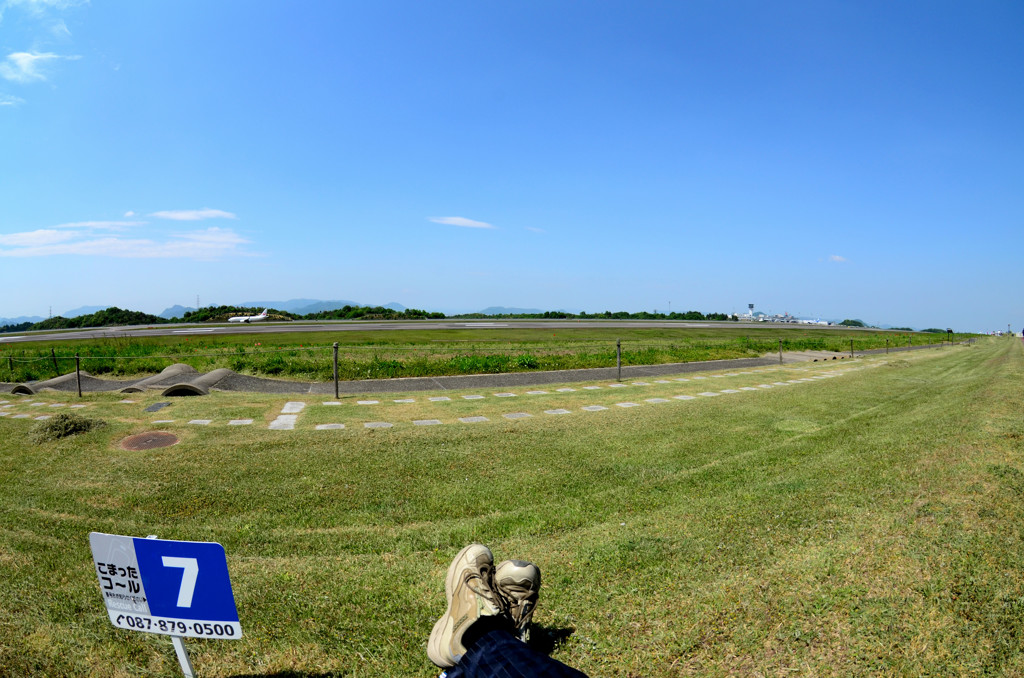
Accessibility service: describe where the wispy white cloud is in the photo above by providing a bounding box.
[0,228,78,247]
[123,210,136,218]
[50,18,70,37]
[150,208,238,221]
[525,226,545,234]
[53,220,146,230]
[0,93,25,106]
[428,216,496,229]
[0,221,251,259]
[2,0,86,13]
[0,51,77,83]
[829,254,847,262]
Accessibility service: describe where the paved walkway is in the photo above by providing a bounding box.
[1,345,934,396]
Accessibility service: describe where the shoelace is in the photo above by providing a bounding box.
[463,568,504,613]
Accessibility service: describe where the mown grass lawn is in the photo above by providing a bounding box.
[1,338,1022,676]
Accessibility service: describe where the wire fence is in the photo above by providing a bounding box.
[2,333,967,386]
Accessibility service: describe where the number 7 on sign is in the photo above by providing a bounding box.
[161,557,199,607]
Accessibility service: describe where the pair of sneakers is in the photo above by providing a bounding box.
[427,543,541,668]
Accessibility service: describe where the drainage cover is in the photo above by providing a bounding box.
[120,431,179,451]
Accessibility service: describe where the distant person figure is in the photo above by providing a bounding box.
[428,544,589,678]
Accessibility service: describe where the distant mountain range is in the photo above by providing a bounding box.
[476,306,545,315]
[236,299,406,315]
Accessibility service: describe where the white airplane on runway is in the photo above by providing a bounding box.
[228,309,269,323]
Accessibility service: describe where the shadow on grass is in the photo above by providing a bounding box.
[529,623,576,656]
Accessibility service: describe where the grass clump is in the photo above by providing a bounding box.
[28,411,105,443]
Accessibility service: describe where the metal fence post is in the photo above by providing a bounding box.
[76,354,81,397]
[778,339,783,364]
[850,339,854,358]
[51,348,59,377]
[333,342,339,399]
[616,339,621,381]
[886,339,889,354]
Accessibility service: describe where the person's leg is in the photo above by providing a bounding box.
[444,624,590,678]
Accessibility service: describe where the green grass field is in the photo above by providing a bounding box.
[2,338,1021,676]
[1,324,959,383]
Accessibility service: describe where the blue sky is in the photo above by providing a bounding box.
[1,1,1021,332]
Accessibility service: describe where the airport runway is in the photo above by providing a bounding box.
[0,319,874,345]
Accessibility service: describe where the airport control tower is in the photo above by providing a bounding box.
[748,303,754,318]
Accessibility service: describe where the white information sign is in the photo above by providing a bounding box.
[89,532,242,640]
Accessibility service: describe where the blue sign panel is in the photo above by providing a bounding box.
[90,532,242,639]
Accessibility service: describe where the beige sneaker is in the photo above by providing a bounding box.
[494,559,541,642]
[427,544,506,668]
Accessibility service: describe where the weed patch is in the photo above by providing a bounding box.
[27,412,105,443]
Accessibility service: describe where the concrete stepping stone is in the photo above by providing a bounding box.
[269,415,296,430]
[758,384,774,388]
[711,375,725,378]
[503,412,532,419]
[645,398,670,403]
[459,416,489,423]
[394,399,416,403]
[0,401,6,405]
[654,380,671,384]
[0,412,10,417]
[556,388,576,392]
[692,376,707,380]
[49,403,66,408]
[189,419,213,425]
[144,402,171,413]
[322,401,341,406]
[698,392,721,397]
[11,414,30,419]
[725,373,740,377]
[228,419,253,426]
[364,422,393,429]
[119,400,137,404]
[617,402,640,408]
[357,400,380,405]
[673,395,696,400]
[70,404,86,408]
[609,383,627,388]
[30,402,46,407]
[414,419,442,426]
[545,409,571,415]
[632,382,650,386]
[582,405,607,411]
[34,415,52,420]
[583,386,602,390]
[773,382,791,386]
[315,424,345,430]
[721,389,740,394]
[462,395,484,400]
[674,378,690,382]
[494,393,517,397]
[740,387,759,391]
[429,397,451,402]
[526,390,548,395]
[281,402,306,413]
[153,419,175,423]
